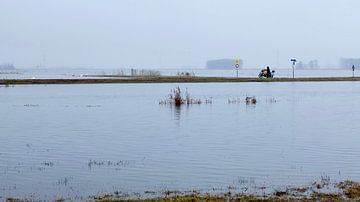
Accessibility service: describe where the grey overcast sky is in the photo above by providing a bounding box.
[0,0,359,68]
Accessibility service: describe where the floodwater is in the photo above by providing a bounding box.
[1,82,360,200]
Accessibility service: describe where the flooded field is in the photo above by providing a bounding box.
[1,82,360,200]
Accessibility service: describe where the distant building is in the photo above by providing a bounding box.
[206,59,243,70]
[0,63,15,70]
[339,58,360,69]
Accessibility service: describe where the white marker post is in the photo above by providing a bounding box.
[291,59,297,79]
[235,59,240,78]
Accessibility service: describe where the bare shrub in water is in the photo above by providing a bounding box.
[246,96,257,104]
[159,87,212,106]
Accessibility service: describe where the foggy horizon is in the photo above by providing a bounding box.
[1,0,360,69]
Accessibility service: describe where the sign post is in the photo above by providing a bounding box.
[291,59,297,79]
[235,59,240,78]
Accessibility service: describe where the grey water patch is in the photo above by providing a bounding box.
[2,82,360,200]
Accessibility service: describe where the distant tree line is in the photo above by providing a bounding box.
[296,60,319,69]
[0,63,15,70]
[339,58,360,69]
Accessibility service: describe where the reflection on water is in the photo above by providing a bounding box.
[174,105,182,121]
[1,82,360,200]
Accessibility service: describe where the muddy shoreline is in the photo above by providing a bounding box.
[5,180,360,201]
[91,180,360,201]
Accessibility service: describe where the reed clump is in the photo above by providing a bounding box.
[159,87,212,106]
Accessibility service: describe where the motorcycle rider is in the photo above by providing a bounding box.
[266,66,272,78]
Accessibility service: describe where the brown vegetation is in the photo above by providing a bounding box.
[159,87,212,106]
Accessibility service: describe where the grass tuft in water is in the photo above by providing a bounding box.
[159,87,212,106]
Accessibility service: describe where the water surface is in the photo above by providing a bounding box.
[1,82,360,200]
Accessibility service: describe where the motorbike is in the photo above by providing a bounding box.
[258,69,275,78]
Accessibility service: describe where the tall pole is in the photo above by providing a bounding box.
[291,59,297,79]
[235,59,240,78]
[292,64,294,78]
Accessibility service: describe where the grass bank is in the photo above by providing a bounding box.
[92,180,360,202]
[5,180,360,201]
[1,76,360,85]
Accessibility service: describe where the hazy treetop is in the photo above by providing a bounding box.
[0,0,359,68]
